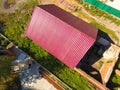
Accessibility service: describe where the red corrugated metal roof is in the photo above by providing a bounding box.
[25,4,98,69]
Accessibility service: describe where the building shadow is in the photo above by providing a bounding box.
[98,29,115,44]
[77,29,115,83]
[106,56,120,89]
[6,75,21,90]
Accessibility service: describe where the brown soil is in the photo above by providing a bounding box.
[4,0,15,9]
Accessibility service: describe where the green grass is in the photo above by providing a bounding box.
[98,61,103,69]
[107,60,113,63]
[118,63,120,69]
[108,74,120,90]
[19,0,39,11]
[91,21,118,42]
[0,56,21,90]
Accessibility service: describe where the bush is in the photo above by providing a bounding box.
[77,0,83,4]
[112,74,120,85]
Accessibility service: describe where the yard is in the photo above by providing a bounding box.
[0,0,120,90]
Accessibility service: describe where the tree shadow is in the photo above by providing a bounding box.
[78,62,103,83]
[36,53,66,73]
[77,29,115,83]
[19,61,41,90]
[0,21,6,33]
[6,75,21,90]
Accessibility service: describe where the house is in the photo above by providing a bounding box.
[25,4,98,69]
[25,4,120,89]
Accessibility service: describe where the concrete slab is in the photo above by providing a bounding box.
[20,62,57,90]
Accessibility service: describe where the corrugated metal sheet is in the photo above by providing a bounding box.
[25,5,98,69]
[39,5,98,39]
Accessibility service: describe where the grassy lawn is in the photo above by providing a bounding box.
[0,56,21,90]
